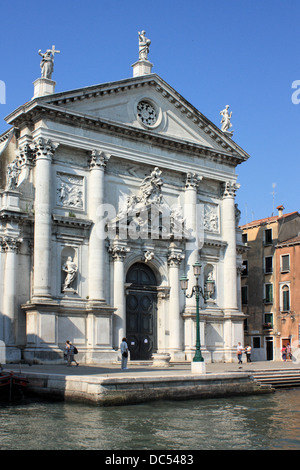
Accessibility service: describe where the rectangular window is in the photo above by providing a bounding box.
[241,286,248,304]
[265,283,273,303]
[283,288,290,311]
[281,254,290,273]
[264,229,272,244]
[242,260,248,276]
[264,313,273,326]
[242,233,248,244]
[253,337,261,348]
[265,256,273,274]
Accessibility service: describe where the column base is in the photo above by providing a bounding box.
[152,353,171,367]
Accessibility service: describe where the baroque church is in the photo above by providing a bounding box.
[0,33,249,364]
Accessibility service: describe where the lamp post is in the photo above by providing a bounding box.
[180,261,206,373]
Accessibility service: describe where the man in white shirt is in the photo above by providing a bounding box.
[237,342,243,364]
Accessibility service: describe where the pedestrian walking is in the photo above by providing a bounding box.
[286,344,291,360]
[65,340,79,367]
[120,337,129,370]
[281,345,287,362]
[237,342,243,364]
[245,345,252,363]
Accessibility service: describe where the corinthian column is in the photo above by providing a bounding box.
[88,149,110,301]
[168,243,185,359]
[32,138,57,299]
[222,181,240,311]
[1,236,22,358]
[184,172,203,310]
[109,240,130,349]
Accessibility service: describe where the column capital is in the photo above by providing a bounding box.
[0,236,22,253]
[16,143,36,168]
[168,245,185,267]
[32,137,58,161]
[88,149,110,170]
[185,172,203,190]
[108,241,130,261]
[222,181,240,198]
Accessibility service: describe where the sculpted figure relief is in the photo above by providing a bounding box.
[138,167,163,205]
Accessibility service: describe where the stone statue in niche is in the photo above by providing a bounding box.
[62,256,78,291]
[235,203,241,227]
[138,31,151,60]
[204,269,216,302]
[6,160,20,190]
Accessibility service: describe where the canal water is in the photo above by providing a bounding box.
[1,389,300,450]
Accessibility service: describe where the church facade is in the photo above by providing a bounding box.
[0,36,249,364]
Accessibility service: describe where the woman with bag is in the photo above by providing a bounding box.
[120,338,129,370]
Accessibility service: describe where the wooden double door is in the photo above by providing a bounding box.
[126,263,157,360]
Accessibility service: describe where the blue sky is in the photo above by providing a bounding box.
[1,0,299,225]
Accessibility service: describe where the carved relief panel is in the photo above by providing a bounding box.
[203,203,219,233]
[56,172,84,210]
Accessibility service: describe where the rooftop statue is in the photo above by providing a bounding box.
[220,105,233,133]
[138,31,151,61]
[38,45,60,80]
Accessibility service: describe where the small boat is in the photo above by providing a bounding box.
[0,371,29,400]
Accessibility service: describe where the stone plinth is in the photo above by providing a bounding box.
[32,78,56,99]
[191,361,206,374]
[132,59,153,77]
[152,353,171,367]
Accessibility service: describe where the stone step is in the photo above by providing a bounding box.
[253,370,300,388]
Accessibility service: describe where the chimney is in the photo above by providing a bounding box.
[277,205,284,217]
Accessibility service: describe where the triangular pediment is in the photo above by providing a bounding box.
[34,74,248,160]
[4,74,249,164]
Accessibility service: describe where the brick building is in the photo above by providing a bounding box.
[241,206,300,361]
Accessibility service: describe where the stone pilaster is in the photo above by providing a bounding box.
[87,149,110,302]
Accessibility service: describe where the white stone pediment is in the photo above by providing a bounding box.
[39,75,247,158]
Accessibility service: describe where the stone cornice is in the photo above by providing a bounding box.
[8,102,246,167]
[52,214,92,229]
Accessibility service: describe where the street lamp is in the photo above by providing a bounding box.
[180,262,206,373]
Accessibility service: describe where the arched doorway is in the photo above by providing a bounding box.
[126,262,157,360]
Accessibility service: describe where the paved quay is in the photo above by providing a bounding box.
[3,360,299,405]
[4,359,300,377]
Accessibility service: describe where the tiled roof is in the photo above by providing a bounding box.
[277,234,300,247]
[240,212,299,229]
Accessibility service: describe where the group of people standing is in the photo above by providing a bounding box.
[281,344,292,362]
[236,342,252,364]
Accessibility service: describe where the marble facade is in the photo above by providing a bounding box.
[0,41,249,364]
